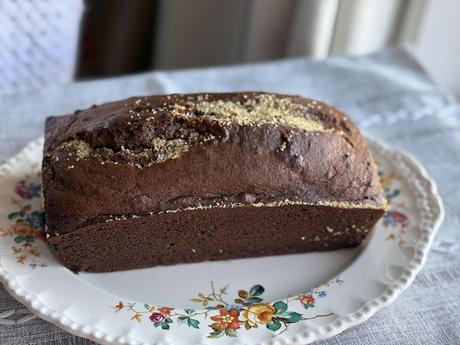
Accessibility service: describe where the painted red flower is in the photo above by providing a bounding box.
[115,302,124,310]
[149,312,165,323]
[210,308,240,330]
[33,229,46,241]
[391,211,408,224]
[15,182,29,199]
[300,294,315,305]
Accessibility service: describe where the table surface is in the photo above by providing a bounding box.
[1,47,459,345]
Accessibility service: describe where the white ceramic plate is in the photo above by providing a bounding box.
[0,137,443,345]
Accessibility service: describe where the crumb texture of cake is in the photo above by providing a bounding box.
[42,92,386,272]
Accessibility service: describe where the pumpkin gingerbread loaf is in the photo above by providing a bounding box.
[42,92,386,272]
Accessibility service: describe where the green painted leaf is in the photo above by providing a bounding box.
[161,322,170,330]
[283,312,302,324]
[153,322,161,328]
[273,301,288,314]
[207,331,223,339]
[225,328,238,337]
[205,306,219,310]
[164,317,173,324]
[144,304,150,309]
[24,236,34,243]
[177,316,188,321]
[8,212,23,220]
[249,285,265,297]
[14,236,25,244]
[184,308,195,315]
[211,324,222,332]
[243,297,263,305]
[266,319,282,331]
[187,318,200,329]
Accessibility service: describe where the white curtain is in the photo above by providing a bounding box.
[0,0,83,94]
[153,0,426,69]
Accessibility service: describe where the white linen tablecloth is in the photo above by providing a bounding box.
[0,47,459,344]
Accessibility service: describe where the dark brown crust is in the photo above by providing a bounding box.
[42,92,385,272]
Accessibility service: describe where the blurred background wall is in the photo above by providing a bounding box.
[1,0,459,98]
[78,0,424,74]
[77,0,460,98]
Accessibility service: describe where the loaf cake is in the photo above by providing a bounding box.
[42,92,386,272]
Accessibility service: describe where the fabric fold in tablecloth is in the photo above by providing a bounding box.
[1,46,459,345]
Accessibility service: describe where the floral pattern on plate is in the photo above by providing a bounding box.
[0,138,443,345]
[0,177,46,268]
[0,166,411,339]
[112,280,341,338]
[379,170,410,245]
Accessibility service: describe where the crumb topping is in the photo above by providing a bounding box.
[55,94,348,166]
[158,198,387,214]
[58,140,91,160]
[278,142,287,152]
[317,199,388,211]
[101,197,386,224]
[57,132,217,168]
[193,94,330,132]
[152,138,190,163]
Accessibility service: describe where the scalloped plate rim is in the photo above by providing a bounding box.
[0,136,444,345]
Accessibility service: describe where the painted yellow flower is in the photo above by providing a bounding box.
[379,172,396,190]
[240,304,276,326]
[11,223,34,236]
